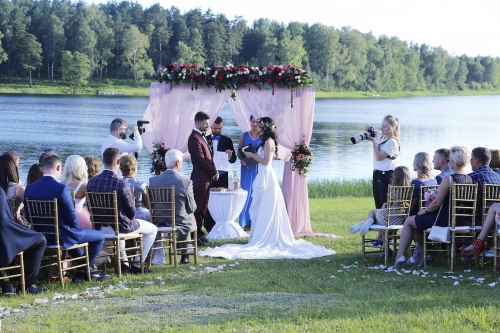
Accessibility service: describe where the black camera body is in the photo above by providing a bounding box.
[351,126,376,144]
[129,120,150,140]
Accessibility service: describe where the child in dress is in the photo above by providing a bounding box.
[348,165,411,237]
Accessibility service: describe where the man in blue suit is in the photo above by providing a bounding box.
[24,154,110,282]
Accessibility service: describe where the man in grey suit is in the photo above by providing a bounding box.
[149,149,197,264]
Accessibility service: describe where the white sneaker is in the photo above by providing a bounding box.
[359,218,374,237]
[348,221,365,234]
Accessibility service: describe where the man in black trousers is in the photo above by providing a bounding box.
[0,188,47,295]
[204,116,237,232]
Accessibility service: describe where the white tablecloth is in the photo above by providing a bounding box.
[206,190,249,240]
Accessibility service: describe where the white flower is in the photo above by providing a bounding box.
[182,69,186,73]
[226,74,230,78]
[178,73,182,77]
[278,73,282,76]
[259,71,262,76]
[297,79,301,83]
[182,75,185,79]
[212,74,216,78]
[295,76,300,80]
[163,68,167,73]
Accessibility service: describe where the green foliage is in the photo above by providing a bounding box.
[60,50,91,93]
[308,178,373,198]
[0,0,499,94]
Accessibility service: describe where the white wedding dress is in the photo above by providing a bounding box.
[199,147,335,260]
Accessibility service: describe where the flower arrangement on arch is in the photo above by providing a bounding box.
[150,141,169,175]
[153,63,313,93]
[290,142,313,176]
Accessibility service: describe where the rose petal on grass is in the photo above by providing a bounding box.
[453,281,459,286]
[488,282,497,287]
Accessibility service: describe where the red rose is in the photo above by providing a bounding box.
[290,66,295,71]
[198,76,205,82]
[183,64,190,69]
[217,73,225,80]
[267,65,273,71]
[277,76,283,81]
[200,67,205,71]
[191,64,197,68]
[289,75,295,81]
[239,77,245,83]
[291,152,296,157]
[167,64,174,70]
[157,148,167,157]
[299,146,306,153]
[266,78,272,84]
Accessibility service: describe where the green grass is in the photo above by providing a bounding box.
[315,90,500,99]
[308,178,372,198]
[1,197,499,332]
[1,77,500,99]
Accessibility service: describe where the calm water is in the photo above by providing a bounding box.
[1,94,499,183]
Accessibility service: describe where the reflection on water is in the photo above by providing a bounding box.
[1,94,499,183]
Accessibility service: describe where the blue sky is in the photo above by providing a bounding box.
[90,0,500,57]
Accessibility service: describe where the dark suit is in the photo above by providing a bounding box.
[149,170,197,253]
[188,129,217,237]
[0,188,46,287]
[204,134,237,232]
[24,176,105,269]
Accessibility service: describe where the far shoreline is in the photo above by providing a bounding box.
[0,82,499,99]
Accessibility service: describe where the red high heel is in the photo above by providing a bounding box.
[460,238,485,255]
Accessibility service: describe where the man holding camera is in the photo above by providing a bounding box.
[101,118,143,177]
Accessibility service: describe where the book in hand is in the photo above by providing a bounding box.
[240,144,258,169]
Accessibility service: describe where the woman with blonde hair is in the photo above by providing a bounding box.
[61,155,92,229]
[365,115,401,209]
[394,146,474,268]
[410,152,437,215]
[120,155,150,221]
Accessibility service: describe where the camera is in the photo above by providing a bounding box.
[129,120,150,140]
[351,126,376,144]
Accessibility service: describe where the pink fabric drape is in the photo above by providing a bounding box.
[142,82,230,153]
[229,87,315,236]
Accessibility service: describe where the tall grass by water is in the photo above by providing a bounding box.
[308,178,372,198]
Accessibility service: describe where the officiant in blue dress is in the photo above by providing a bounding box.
[237,115,262,231]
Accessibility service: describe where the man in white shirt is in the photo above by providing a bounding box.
[101,118,143,158]
[101,118,143,177]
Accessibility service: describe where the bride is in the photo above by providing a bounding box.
[199,117,335,260]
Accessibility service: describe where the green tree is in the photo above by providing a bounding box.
[121,25,153,87]
[278,29,307,67]
[0,31,7,64]
[18,33,42,88]
[144,4,172,68]
[88,5,114,83]
[61,50,91,93]
[173,41,195,64]
[304,23,339,78]
[186,28,205,65]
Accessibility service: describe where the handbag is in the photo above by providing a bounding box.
[428,176,452,243]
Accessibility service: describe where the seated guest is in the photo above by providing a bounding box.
[120,155,150,221]
[87,148,157,274]
[85,156,102,179]
[0,155,29,227]
[469,147,500,226]
[38,151,57,164]
[433,148,453,184]
[394,146,474,268]
[1,151,20,167]
[149,149,197,264]
[410,152,437,216]
[26,163,43,185]
[61,155,92,229]
[489,149,500,175]
[24,154,109,282]
[460,202,500,257]
[0,188,47,295]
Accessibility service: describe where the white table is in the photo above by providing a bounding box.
[206,190,249,240]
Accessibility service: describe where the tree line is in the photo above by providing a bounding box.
[0,0,499,92]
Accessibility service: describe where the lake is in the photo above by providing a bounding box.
[0,93,499,183]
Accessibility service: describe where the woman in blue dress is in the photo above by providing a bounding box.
[237,115,262,231]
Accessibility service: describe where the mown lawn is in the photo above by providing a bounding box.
[1,197,499,332]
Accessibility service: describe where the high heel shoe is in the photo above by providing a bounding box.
[460,238,485,255]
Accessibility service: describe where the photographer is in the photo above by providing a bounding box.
[365,115,400,209]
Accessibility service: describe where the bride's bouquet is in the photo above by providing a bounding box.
[290,142,313,176]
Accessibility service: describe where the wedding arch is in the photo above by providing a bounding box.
[141,64,321,237]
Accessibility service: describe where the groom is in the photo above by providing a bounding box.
[188,111,218,245]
